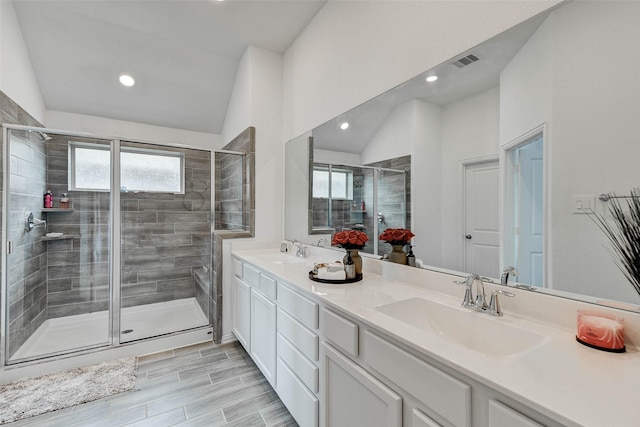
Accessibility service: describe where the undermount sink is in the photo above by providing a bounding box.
[375,297,549,357]
[258,253,313,267]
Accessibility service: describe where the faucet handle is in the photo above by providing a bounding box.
[488,289,515,316]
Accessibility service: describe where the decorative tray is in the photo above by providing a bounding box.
[308,271,363,284]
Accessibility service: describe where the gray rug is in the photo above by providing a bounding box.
[0,357,137,424]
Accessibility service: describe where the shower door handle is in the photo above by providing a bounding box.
[7,240,13,255]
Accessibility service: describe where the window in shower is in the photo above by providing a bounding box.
[312,166,353,199]
[69,142,185,193]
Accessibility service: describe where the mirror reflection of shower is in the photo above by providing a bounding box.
[28,129,52,141]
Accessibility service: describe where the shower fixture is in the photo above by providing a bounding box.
[28,129,52,142]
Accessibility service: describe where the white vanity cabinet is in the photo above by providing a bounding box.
[232,260,277,387]
[231,254,566,427]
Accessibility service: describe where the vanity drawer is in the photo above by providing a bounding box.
[277,333,319,393]
[278,308,319,362]
[364,331,471,427]
[277,357,319,427]
[233,258,243,278]
[320,307,358,357]
[277,283,319,330]
[260,273,277,301]
[243,263,260,288]
[489,400,543,427]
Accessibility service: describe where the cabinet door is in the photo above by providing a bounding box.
[320,342,402,427]
[233,277,251,351]
[250,289,277,387]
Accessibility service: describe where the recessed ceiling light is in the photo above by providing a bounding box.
[426,75,438,83]
[340,122,349,130]
[119,73,135,87]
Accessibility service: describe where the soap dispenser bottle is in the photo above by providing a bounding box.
[44,189,53,208]
[407,245,416,267]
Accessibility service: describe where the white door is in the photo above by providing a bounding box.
[513,137,543,286]
[464,160,500,278]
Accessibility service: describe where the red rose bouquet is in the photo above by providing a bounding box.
[332,230,369,249]
[379,228,415,245]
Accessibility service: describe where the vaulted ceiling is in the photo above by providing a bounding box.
[13,0,326,134]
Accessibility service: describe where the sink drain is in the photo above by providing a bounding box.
[121,329,134,334]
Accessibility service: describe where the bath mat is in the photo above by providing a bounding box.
[0,357,137,424]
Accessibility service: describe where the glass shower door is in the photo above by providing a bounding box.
[3,127,112,363]
[119,141,211,343]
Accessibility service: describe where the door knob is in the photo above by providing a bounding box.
[465,234,472,239]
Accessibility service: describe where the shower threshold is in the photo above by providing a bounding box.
[10,298,208,361]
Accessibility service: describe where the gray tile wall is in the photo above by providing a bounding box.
[212,127,255,343]
[215,152,244,230]
[45,135,112,318]
[0,91,46,359]
[120,142,211,310]
[6,130,48,358]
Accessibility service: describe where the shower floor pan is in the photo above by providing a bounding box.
[11,298,208,361]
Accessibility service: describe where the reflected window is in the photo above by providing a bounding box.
[312,167,353,199]
[69,142,185,193]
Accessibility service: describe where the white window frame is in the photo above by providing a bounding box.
[68,141,186,194]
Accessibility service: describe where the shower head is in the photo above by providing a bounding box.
[28,129,52,142]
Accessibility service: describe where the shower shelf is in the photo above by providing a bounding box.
[42,208,75,213]
[41,234,79,241]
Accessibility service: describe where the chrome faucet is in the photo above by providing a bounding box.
[455,273,514,316]
[501,266,519,286]
[293,241,308,258]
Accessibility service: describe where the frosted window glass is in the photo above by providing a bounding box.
[71,143,184,193]
[121,151,182,193]
[313,170,329,198]
[75,146,111,190]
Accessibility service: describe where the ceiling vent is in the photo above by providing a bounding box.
[452,54,480,68]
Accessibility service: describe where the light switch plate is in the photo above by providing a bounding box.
[572,195,595,214]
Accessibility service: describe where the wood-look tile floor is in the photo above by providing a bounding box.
[8,341,298,427]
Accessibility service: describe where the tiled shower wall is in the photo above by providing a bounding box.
[44,139,212,318]
[120,143,211,312]
[1,91,46,359]
[45,136,112,318]
[212,127,255,343]
[215,152,243,230]
[7,131,48,358]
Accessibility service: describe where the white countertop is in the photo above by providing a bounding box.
[233,248,640,427]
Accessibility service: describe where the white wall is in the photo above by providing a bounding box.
[313,149,360,166]
[500,1,640,303]
[360,100,414,166]
[0,0,45,122]
[411,100,442,266]
[440,86,500,272]
[282,0,560,141]
[221,45,284,242]
[46,110,221,150]
[220,45,284,339]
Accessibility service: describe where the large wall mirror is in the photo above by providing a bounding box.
[285,1,640,311]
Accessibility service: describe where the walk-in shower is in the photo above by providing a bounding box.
[1,125,242,366]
